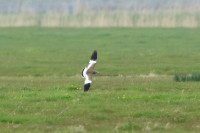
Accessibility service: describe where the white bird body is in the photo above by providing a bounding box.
[82,60,97,84]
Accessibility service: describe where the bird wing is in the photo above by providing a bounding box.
[84,50,97,91]
[86,62,96,80]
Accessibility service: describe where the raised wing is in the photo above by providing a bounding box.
[86,50,97,80]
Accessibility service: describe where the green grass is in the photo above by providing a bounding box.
[0,27,200,76]
[0,28,200,133]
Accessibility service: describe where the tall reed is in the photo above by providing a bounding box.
[0,0,200,27]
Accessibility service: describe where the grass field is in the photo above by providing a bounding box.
[0,28,200,133]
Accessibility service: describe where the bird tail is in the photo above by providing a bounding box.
[90,50,97,61]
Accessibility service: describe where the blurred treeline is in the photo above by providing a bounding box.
[0,0,200,27]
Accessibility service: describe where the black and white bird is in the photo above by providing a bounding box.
[81,50,98,92]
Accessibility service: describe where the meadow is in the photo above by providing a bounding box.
[0,28,200,133]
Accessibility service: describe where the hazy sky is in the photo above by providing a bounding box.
[0,0,200,13]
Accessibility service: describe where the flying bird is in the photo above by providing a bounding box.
[81,50,98,92]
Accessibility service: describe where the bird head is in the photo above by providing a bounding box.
[81,68,85,77]
[93,71,99,74]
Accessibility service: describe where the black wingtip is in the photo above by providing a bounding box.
[84,83,91,92]
[90,50,97,61]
